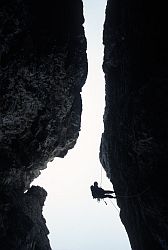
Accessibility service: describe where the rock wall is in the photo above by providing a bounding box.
[0,0,87,249]
[100,1,168,249]
[0,186,50,250]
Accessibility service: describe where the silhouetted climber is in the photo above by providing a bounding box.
[90,181,116,200]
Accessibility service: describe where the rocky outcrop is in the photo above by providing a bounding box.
[100,1,168,249]
[0,0,87,249]
[0,186,50,250]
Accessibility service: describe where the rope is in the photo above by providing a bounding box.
[109,199,120,213]
[99,164,150,201]
[100,164,103,187]
[116,186,151,199]
[99,198,119,213]
[107,186,150,213]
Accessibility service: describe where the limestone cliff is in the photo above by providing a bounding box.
[0,0,87,249]
[100,1,168,249]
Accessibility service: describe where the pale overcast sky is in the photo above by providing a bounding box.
[33,1,131,249]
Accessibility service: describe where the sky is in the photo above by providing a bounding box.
[33,1,131,249]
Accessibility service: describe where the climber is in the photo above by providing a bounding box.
[90,181,116,199]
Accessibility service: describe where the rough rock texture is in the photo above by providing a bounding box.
[100,1,168,249]
[0,186,50,250]
[0,0,87,249]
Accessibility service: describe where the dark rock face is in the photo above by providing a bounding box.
[0,0,87,249]
[0,0,87,190]
[0,186,50,250]
[100,1,168,249]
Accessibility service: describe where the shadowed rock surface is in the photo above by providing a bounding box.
[100,1,168,249]
[0,0,87,249]
[0,186,50,250]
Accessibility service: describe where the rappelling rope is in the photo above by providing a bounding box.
[100,163,103,188]
[99,198,120,213]
[100,164,151,198]
[115,185,151,199]
[100,197,120,213]
[109,199,120,213]
[107,186,150,213]
[100,186,150,215]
